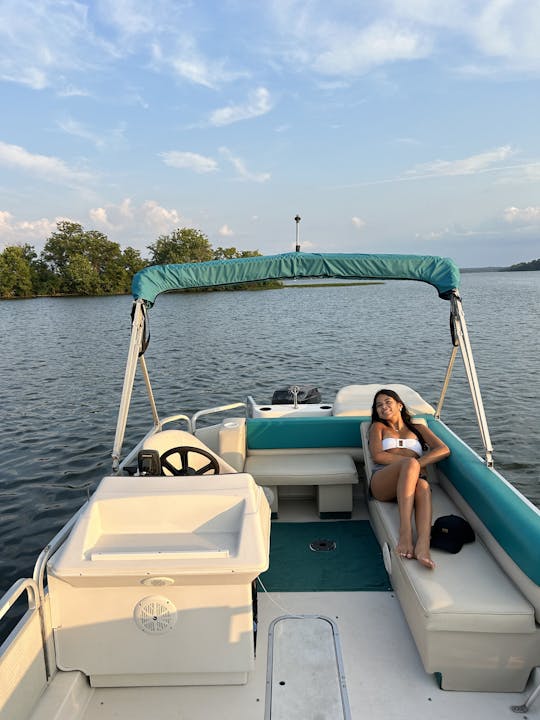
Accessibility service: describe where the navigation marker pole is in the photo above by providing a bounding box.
[294,215,301,252]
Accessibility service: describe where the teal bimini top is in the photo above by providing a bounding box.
[131,252,461,307]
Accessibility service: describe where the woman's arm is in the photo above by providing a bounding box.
[415,424,450,468]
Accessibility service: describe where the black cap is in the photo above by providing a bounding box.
[430,515,475,554]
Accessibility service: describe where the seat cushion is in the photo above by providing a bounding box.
[244,453,358,486]
[371,485,535,634]
[334,384,435,417]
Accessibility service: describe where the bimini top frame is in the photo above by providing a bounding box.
[112,252,493,470]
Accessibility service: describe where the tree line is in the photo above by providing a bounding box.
[507,258,540,271]
[0,221,270,299]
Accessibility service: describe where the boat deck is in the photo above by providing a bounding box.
[29,498,538,720]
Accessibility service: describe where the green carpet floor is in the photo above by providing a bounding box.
[260,520,392,592]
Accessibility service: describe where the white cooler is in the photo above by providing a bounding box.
[47,473,270,687]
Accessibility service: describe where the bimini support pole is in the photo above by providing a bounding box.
[435,345,459,419]
[112,300,149,472]
[450,293,494,467]
[139,353,159,427]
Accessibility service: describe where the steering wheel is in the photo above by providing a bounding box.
[159,446,220,476]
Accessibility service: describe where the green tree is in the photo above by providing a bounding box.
[213,247,261,260]
[41,221,87,275]
[41,221,141,295]
[0,245,34,297]
[122,246,147,277]
[63,254,101,295]
[507,258,540,271]
[148,228,214,265]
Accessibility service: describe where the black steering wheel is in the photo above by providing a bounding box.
[159,446,220,476]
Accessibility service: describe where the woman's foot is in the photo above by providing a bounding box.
[415,540,435,569]
[397,532,414,559]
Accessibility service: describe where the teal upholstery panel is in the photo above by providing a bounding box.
[246,416,369,450]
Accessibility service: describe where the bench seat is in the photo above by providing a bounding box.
[244,453,358,518]
[360,422,538,692]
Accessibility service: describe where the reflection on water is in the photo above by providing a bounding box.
[0,272,539,594]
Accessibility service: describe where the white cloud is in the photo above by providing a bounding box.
[97,0,158,38]
[89,198,134,228]
[209,87,273,126]
[151,36,245,89]
[352,216,366,230]
[503,206,540,224]
[58,118,105,148]
[269,3,431,76]
[269,1,540,77]
[160,150,218,174]
[219,147,270,183]
[170,47,245,89]
[0,0,111,91]
[0,140,94,186]
[470,0,540,72]
[406,146,516,178]
[0,210,62,247]
[89,198,182,236]
[314,21,430,75]
[218,224,234,237]
[57,84,92,98]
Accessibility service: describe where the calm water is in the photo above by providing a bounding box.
[0,272,539,597]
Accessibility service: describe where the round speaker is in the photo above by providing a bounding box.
[133,595,177,634]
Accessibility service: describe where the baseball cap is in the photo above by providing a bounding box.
[430,514,475,554]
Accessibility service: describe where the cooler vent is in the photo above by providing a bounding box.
[134,595,177,634]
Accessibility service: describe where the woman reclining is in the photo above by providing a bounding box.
[369,389,450,569]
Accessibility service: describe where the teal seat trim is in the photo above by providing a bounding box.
[246,416,369,450]
[428,418,540,586]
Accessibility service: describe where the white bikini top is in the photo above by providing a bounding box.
[382,437,423,456]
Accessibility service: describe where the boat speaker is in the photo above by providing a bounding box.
[133,595,177,634]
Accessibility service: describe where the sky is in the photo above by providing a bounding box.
[1,0,540,267]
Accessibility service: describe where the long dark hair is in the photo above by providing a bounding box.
[371,389,427,449]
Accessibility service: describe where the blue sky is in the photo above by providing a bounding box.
[1,0,539,266]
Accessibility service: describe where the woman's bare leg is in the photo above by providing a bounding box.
[413,479,435,569]
[371,458,421,559]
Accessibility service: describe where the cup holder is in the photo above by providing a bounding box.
[259,406,272,411]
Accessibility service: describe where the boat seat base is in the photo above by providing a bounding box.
[244,453,358,518]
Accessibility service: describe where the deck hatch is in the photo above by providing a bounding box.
[265,615,351,719]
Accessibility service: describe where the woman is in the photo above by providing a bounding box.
[369,389,450,569]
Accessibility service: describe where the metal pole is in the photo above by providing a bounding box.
[450,295,494,466]
[294,215,301,252]
[111,300,146,471]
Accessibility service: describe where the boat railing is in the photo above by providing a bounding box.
[192,402,247,431]
[31,503,88,680]
[0,577,47,715]
[0,577,40,634]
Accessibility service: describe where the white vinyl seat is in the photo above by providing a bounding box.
[360,420,537,692]
[142,429,238,475]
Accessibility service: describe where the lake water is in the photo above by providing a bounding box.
[0,271,539,597]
